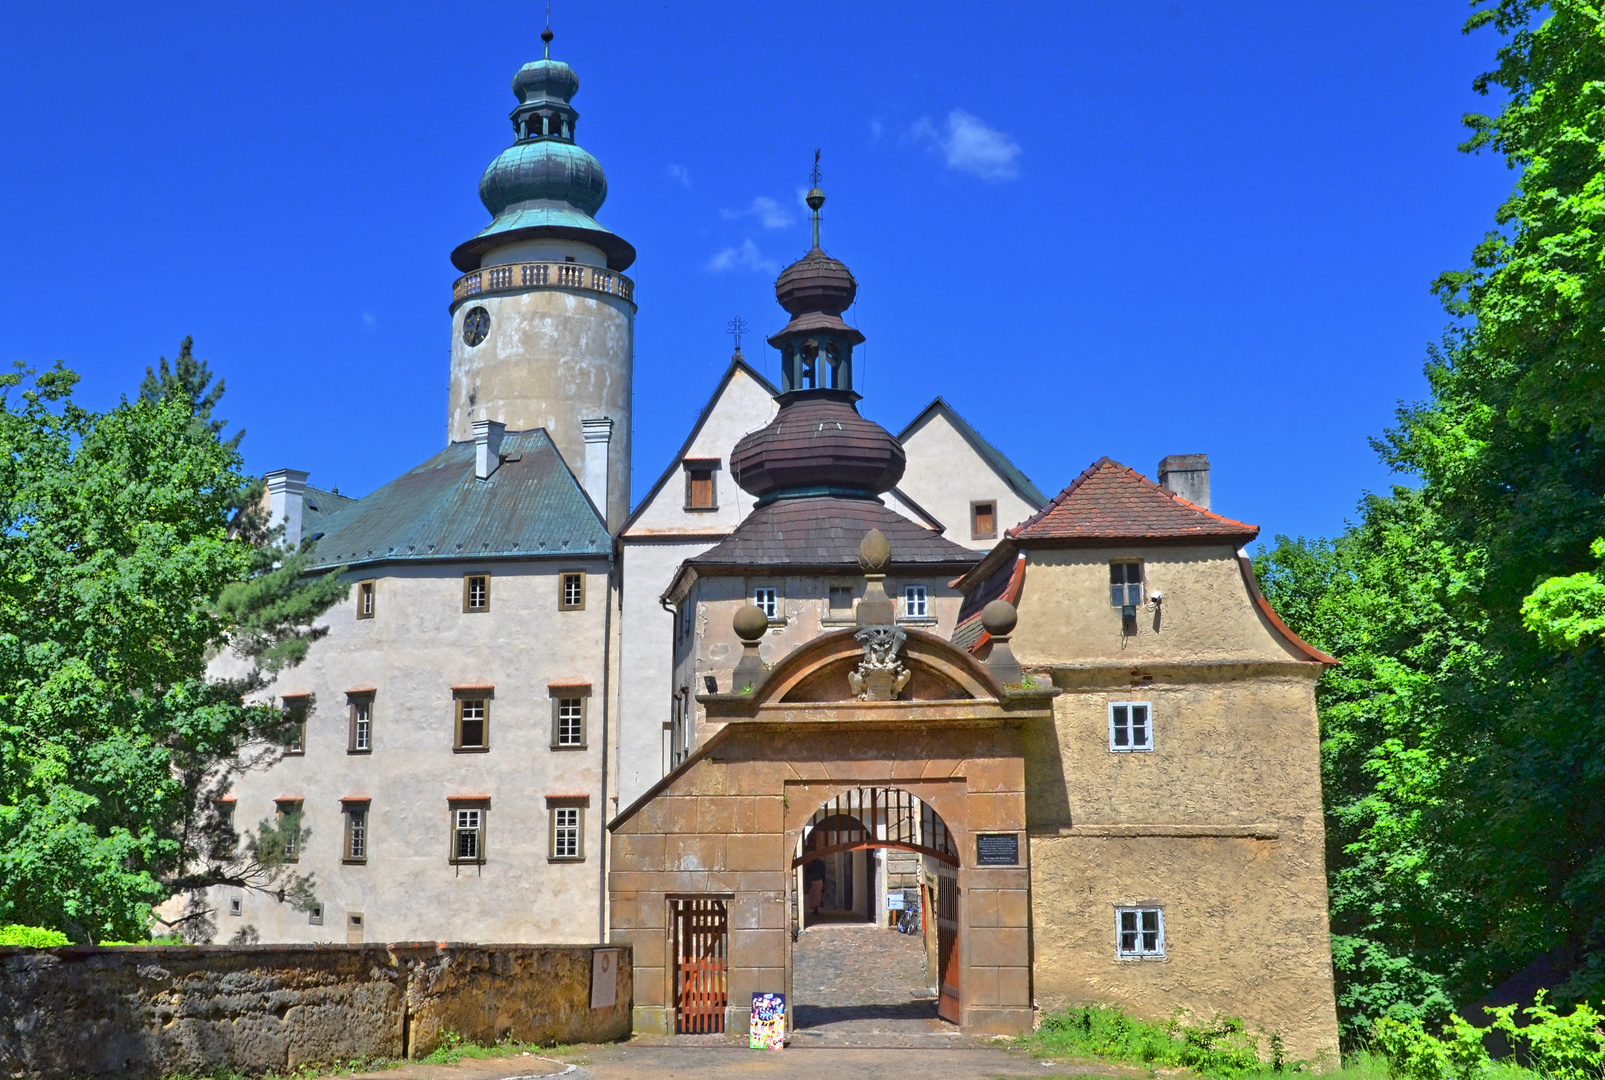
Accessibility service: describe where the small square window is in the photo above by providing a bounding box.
[548,801,585,861]
[281,696,308,755]
[828,585,854,614]
[463,574,490,613]
[684,460,719,510]
[308,902,324,926]
[972,501,997,540]
[903,585,929,619]
[1110,702,1153,752]
[753,587,778,620]
[228,897,243,917]
[348,696,373,753]
[344,804,368,862]
[560,571,585,611]
[1117,907,1164,957]
[356,580,375,619]
[450,805,485,864]
[275,799,303,862]
[1110,561,1144,608]
[455,697,489,751]
[347,911,364,944]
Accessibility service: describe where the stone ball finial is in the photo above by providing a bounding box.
[982,599,1018,638]
[858,529,891,573]
[733,603,769,643]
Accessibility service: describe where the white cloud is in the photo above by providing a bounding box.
[721,196,793,230]
[908,110,1021,181]
[706,239,779,275]
[870,118,884,142]
[666,163,692,188]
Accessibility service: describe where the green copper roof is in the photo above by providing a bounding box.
[451,46,635,273]
[304,430,609,571]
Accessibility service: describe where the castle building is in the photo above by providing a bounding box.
[213,37,1338,1058]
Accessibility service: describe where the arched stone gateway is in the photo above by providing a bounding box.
[607,610,1055,1036]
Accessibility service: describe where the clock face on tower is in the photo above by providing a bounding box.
[462,307,490,347]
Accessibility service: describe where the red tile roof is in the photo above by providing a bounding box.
[1008,457,1258,545]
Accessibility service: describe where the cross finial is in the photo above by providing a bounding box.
[727,316,749,358]
[542,1,553,57]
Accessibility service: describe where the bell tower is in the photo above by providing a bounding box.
[446,29,635,530]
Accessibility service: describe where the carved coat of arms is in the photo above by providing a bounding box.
[848,624,911,701]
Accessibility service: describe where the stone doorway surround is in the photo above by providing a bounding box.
[607,625,1056,1036]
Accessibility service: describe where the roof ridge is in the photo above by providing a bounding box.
[899,396,1048,509]
[1008,457,1257,544]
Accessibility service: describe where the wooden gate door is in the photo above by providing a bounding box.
[936,865,961,1024]
[672,898,728,1034]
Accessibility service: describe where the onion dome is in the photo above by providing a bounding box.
[451,32,635,273]
[730,388,906,502]
[776,248,857,317]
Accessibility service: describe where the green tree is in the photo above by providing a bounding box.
[1258,0,1605,1039]
[0,344,346,942]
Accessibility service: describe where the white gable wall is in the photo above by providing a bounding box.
[897,408,1044,549]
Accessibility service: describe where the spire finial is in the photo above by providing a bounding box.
[805,149,826,250]
[542,1,553,57]
[727,315,748,360]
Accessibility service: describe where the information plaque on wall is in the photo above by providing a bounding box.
[976,832,1020,866]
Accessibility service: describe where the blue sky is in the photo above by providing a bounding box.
[1,1,1513,544]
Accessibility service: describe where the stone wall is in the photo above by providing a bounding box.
[0,942,631,1080]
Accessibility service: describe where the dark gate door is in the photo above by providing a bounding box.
[936,865,961,1023]
[672,898,728,1034]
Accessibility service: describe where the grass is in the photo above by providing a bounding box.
[419,1031,582,1065]
[1022,1004,1297,1080]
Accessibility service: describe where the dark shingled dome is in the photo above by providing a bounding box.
[775,247,857,317]
[729,389,905,499]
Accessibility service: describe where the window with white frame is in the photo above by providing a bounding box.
[451,806,484,863]
[1117,907,1164,957]
[556,698,584,747]
[1110,561,1144,607]
[1109,702,1152,751]
[551,806,581,860]
[343,804,368,862]
[904,584,929,618]
[348,696,372,753]
[753,587,778,620]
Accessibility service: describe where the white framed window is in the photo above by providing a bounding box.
[357,580,375,619]
[1117,907,1164,957]
[1110,561,1144,607]
[343,804,368,862]
[559,571,585,611]
[1109,702,1152,751]
[228,897,242,917]
[753,587,778,620]
[452,806,484,863]
[557,698,584,746]
[551,806,581,860]
[348,696,372,753]
[904,585,929,618]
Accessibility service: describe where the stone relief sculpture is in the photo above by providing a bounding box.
[849,624,911,701]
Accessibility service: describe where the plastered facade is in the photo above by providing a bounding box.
[448,279,635,529]
[210,559,611,946]
[897,406,1044,546]
[1002,543,1339,1060]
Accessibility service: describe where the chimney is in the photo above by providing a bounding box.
[581,417,613,518]
[264,468,311,548]
[473,419,506,480]
[1158,454,1210,510]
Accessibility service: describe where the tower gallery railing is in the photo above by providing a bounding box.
[452,261,635,305]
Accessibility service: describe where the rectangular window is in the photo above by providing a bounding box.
[450,805,485,864]
[560,571,585,611]
[281,696,308,755]
[972,501,997,540]
[308,902,324,926]
[1117,907,1164,957]
[903,584,929,618]
[228,897,243,917]
[1109,702,1153,751]
[455,697,489,751]
[684,460,719,510]
[1110,561,1144,608]
[275,799,303,863]
[546,797,588,861]
[828,585,854,615]
[348,696,373,753]
[343,804,368,863]
[463,573,490,613]
[356,580,375,619]
[753,587,778,620]
[557,699,584,746]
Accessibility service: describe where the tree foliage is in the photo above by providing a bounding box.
[1256,0,1605,1041]
[0,342,345,942]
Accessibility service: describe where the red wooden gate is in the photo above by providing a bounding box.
[936,865,961,1024]
[672,898,728,1034]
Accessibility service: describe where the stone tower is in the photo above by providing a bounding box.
[447,30,635,530]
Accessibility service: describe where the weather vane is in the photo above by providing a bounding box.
[542,0,553,56]
[727,316,749,355]
[806,150,826,248]
[810,149,822,189]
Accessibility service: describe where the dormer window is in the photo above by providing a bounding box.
[684,460,719,510]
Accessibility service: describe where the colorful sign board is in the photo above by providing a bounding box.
[750,992,785,1049]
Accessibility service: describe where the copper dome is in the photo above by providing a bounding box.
[730,389,905,500]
